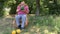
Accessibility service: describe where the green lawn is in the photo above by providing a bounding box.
[0,15,60,34]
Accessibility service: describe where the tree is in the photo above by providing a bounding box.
[36,0,40,16]
[0,1,4,16]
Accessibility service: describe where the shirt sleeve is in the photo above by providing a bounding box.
[16,6,20,12]
[25,6,29,12]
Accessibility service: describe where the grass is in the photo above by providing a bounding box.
[0,15,60,34]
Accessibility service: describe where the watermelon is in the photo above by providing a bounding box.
[21,6,24,10]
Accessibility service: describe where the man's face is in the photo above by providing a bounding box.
[20,1,25,6]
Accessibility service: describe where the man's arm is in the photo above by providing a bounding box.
[16,6,20,12]
[23,6,29,14]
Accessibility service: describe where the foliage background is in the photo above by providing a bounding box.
[0,0,60,16]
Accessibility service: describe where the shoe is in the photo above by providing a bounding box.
[18,25,21,29]
[20,27,25,30]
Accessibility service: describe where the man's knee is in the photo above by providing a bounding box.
[22,15,26,20]
[15,15,20,19]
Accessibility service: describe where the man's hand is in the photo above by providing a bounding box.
[16,9,20,12]
[21,10,25,11]
[16,10,18,12]
[22,10,29,14]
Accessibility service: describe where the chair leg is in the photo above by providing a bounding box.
[13,20,18,29]
[25,16,28,27]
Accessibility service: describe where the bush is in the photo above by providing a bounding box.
[0,11,4,17]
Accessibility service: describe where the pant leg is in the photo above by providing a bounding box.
[21,15,26,28]
[15,15,21,26]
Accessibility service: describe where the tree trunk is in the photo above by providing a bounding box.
[0,1,4,16]
[36,0,40,16]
